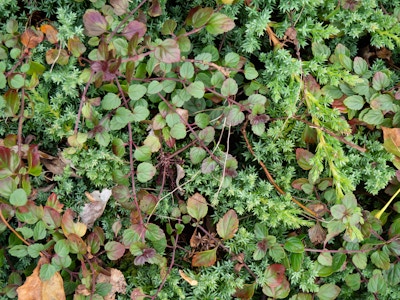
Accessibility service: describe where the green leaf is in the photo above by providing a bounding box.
[216,209,238,240]
[162,80,176,93]
[195,113,210,129]
[352,252,367,269]
[312,43,331,60]
[361,109,384,125]
[370,94,395,111]
[95,282,112,297]
[155,39,181,63]
[318,252,333,266]
[338,53,352,71]
[147,81,163,94]
[95,131,110,147]
[371,251,390,270]
[224,52,240,68]
[105,241,125,260]
[143,135,161,152]
[10,189,27,207]
[55,239,69,257]
[83,9,108,37]
[110,107,135,130]
[187,193,208,221]
[27,243,44,258]
[221,78,238,97]
[136,162,156,183]
[353,57,368,75]
[316,284,341,300]
[201,157,217,174]
[9,245,28,258]
[284,237,304,253]
[186,81,205,99]
[180,62,194,79]
[132,106,150,122]
[244,65,258,80]
[192,248,217,267]
[368,271,386,294]
[33,221,46,241]
[205,13,235,35]
[10,74,24,89]
[190,147,206,164]
[384,263,400,286]
[134,146,152,161]
[372,72,390,90]
[332,253,346,271]
[330,204,346,219]
[198,126,215,144]
[192,7,213,28]
[345,273,361,291]
[170,123,186,139]
[129,84,147,100]
[39,264,57,281]
[161,19,177,35]
[102,93,121,110]
[343,95,364,110]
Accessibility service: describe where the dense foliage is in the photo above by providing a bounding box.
[1,0,400,299]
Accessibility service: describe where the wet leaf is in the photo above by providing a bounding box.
[216,209,239,240]
[192,247,217,267]
[83,10,108,37]
[187,193,208,221]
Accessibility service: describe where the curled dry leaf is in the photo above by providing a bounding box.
[175,164,185,194]
[40,24,59,44]
[179,269,198,286]
[96,268,127,300]
[16,257,66,300]
[80,188,112,227]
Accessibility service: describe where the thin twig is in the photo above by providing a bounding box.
[241,120,319,218]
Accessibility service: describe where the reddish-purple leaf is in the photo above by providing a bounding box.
[296,148,314,170]
[67,233,87,255]
[43,206,61,228]
[216,209,239,240]
[291,178,309,190]
[148,0,162,17]
[110,0,129,16]
[192,247,217,267]
[0,146,20,178]
[262,264,290,299]
[155,39,181,63]
[134,248,156,265]
[83,9,108,37]
[45,193,64,213]
[121,21,147,40]
[105,241,125,260]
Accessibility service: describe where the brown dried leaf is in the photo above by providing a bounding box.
[75,284,91,296]
[80,189,112,228]
[21,28,44,49]
[17,257,66,300]
[40,24,58,44]
[308,222,326,245]
[96,268,127,300]
[307,203,328,218]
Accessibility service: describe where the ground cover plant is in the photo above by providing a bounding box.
[1,0,400,299]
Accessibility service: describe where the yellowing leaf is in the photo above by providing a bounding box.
[192,248,217,267]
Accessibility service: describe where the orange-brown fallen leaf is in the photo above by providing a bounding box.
[16,257,65,300]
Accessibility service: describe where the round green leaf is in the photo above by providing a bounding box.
[134,145,152,161]
[170,123,186,139]
[55,239,69,257]
[195,113,210,129]
[102,93,121,110]
[10,74,24,89]
[136,162,156,183]
[190,147,206,164]
[316,284,341,300]
[147,81,163,94]
[343,95,364,110]
[186,81,205,99]
[129,84,147,101]
[180,62,194,79]
[221,78,238,97]
[216,209,239,240]
[10,188,27,207]
[187,193,208,221]
[105,241,125,260]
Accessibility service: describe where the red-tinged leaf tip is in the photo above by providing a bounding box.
[83,9,108,37]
